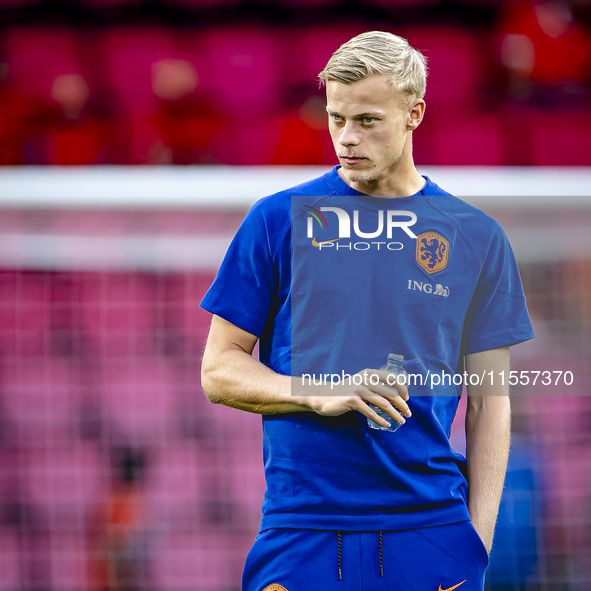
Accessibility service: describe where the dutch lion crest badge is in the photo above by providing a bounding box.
[415,231,450,275]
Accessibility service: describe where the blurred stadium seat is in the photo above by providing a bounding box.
[0,20,589,166]
[24,445,107,531]
[47,533,89,591]
[106,28,177,110]
[280,24,366,92]
[205,26,279,116]
[145,439,206,529]
[531,111,591,166]
[99,357,179,444]
[405,27,486,115]
[164,272,216,340]
[151,533,229,590]
[0,529,21,591]
[79,272,156,357]
[2,29,83,101]
[1,359,76,446]
[0,272,50,357]
[432,113,503,165]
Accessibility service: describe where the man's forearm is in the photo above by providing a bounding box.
[202,347,310,414]
[465,394,511,552]
[201,316,410,426]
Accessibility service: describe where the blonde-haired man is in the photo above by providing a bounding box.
[318,30,427,192]
[201,31,534,590]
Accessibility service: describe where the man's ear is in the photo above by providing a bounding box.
[407,99,426,131]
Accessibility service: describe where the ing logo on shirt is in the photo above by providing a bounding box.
[262,584,289,591]
[416,231,450,274]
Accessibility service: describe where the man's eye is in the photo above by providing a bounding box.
[331,114,343,121]
[362,117,375,123]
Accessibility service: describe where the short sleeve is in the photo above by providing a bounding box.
[200,200,282,337]
[462,227,535,355]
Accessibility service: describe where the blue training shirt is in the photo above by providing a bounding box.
[200,165,535,533]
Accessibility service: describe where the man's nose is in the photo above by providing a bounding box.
[339,122,360,147]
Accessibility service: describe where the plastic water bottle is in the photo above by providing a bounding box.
[367,353,408,433]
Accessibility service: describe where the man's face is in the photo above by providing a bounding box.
[326,75,420,185]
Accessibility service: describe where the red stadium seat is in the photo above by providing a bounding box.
[106,28,177,110]
[0,359,76,445]
[205,406,264,529]
[144,440,206,527]
[164,273,217,339]
[99,357,179,444]
[47,534,90,591]
[168,30,215,96]
[24,445,108,531]
[0,529,22,591]
[208,402,263,455]
[151,533,228,590]
[79,273,156,357]
[280,25,367,91]
[230,122,288,165]
[531,111,591,166]
[0,272,51,357]
[521,358,591,431]
[271,103,336,165]
[404,27,485,115]
[106,28,217,163]
[432,113,503,165]
[0,452,20,499]
[18,534,52,589]
[203,26,280,117]
[227,447,265,529]
[1,28,82,100]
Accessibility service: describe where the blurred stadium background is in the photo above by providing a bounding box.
[1,0,591,589]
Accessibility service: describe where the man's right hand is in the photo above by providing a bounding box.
[297,368,411,428]
[203,315,411,423]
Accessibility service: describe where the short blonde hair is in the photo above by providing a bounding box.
[318,31,427,101]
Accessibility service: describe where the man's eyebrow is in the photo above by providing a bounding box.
[325,108,384,118]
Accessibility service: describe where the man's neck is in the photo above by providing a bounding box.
[337,160,426,198]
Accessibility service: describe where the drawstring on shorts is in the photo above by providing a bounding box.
[335,531,384,581]
[379,531,384,577]
[337,532,342,581]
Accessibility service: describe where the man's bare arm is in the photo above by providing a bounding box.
[201,314,410,425]
[465,345,511,553]
[201,314,303,414]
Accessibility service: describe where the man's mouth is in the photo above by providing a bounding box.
[341,156,366,165]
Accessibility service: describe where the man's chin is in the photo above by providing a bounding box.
[340,165,364,180]
[341,167,380,185]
